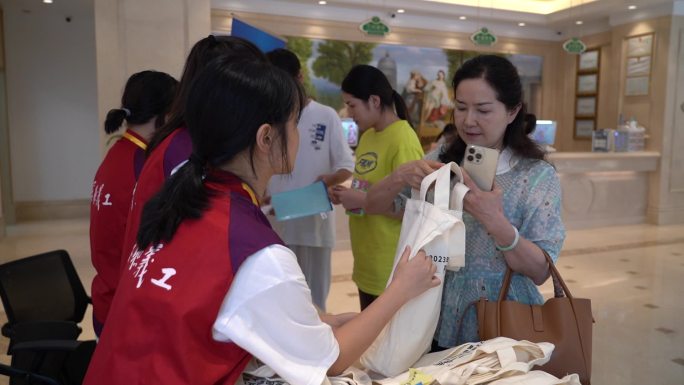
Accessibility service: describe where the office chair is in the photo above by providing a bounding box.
[0,249,91,346]
[0,250,96,385]
[0,362,60,385]
[7,330,96,385]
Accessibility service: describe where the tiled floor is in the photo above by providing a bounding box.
[1,214,683,384]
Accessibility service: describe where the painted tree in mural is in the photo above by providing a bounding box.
[443,49,481,85]
[312,40,377,85]
[286,36,317,99]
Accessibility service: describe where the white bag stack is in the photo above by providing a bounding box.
[489,371,581,385]
[240,360,372,385]
[375,337,555,385]
[360,162,469,377]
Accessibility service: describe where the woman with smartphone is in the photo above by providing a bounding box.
[365,55,565,349]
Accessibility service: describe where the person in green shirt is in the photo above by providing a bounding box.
[332,65,424,310]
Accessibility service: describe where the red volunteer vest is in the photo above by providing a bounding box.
[84,171,282,384]
[90,130,147,325]
[121,126,192,276]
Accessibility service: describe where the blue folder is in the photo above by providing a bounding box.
[271,181,333,221]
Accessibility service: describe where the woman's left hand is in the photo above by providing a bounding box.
[332,186,366,211]
[461,168,506,232]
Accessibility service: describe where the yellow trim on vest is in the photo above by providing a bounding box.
[123,131,147,151]
[241,183,259,206]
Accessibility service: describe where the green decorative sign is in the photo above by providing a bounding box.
[563,37,587,54]
[471,27,497,46]
[360,16,390,36]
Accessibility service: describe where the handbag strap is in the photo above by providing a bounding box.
[496,250,573,302]
[496,250,574,336]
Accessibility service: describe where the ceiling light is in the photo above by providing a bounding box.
[318,0,326,5]
[518,22,526,27]
[459,16,467,20]
[397,9,405,14]
[628,5,637,10]
[43,0,53,3]
[575,20,583,25]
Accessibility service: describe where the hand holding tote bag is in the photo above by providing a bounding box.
[476,252,593,384]
[360,162,469,377]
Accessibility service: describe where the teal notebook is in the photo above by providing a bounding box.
[271,181,333,221]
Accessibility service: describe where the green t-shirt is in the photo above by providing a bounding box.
[349,120,424,295]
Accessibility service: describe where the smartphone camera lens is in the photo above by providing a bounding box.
[475,153,482,160]
[467,155,474,162]
[468,148,476,154]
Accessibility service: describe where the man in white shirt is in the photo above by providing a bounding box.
[267,48,355,311]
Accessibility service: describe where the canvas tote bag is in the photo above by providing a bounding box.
[375,337,554,385]
[476,252,593,384]
[361,162,469,377]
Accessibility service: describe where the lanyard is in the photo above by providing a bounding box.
[123,131,147,151]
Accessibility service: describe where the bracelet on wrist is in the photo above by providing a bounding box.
[495,225,520,252]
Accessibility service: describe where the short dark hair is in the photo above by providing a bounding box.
[137,57,305,249]
[441,55,544,163]
[146,35,266,153]
[104,70,178,134]
[266,48,301,78]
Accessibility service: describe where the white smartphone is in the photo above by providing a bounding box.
[462,145,500,191]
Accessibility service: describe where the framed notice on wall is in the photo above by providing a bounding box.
[574,48,600,139]
[578,49,599,72]
[577,74,598,94]
[575,119,595,138]
[626,33,653,57]
[576,96,597,116]
[624,33,654,96]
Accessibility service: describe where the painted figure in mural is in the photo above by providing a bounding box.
[403,70,428,128]
[423,69,453,123]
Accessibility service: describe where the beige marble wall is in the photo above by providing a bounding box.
[0,9,6,235]
[94,0,212,155]
[648,15,684,224]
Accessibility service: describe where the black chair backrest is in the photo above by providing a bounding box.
[0,363,60,385]
[0,250,89,326]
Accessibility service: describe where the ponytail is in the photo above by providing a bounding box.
[391,90,411,128]
[105,70,178,136]
[136,155,209,249]
[104,108,128,134]
[136,58,302,249]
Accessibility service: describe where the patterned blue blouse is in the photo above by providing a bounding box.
[396,147,565,347]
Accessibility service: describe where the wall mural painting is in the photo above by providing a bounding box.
[286,36,543,146]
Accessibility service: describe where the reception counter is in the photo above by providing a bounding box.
[548,151,660,229]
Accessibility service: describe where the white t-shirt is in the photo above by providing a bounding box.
[213,244,340,385]
[268,100,355,248]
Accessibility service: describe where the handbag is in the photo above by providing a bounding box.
[360,162,469,377]
[476,251,593,385]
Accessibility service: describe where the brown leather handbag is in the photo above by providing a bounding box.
[476,251,593,384]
